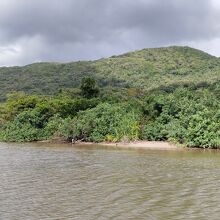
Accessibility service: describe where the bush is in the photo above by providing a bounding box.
[44,115,74,139]
[184,110,220,148]
[0,121,41,142]
[80,77,100,98]
[72,103,142,142]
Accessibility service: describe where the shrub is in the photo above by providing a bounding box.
[72,103,142,142]
[184,110,220,148]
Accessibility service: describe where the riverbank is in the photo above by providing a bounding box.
[99,141,179,150]
[39,139,181,150]
[3,139,220,151]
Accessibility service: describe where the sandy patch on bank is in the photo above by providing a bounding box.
[98,141,180,150]
[39,139,181,150]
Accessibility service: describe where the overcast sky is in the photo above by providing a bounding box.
[0,0,220,66]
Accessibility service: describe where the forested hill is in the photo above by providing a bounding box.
[1,46,220,147]
[1,46,220,101]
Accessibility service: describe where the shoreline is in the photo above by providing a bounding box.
[38,139,181,150]
[3,140,220,152]
[97,141,182,150]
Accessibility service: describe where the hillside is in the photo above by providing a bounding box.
[1,46,220,101]
[1,46,220,147]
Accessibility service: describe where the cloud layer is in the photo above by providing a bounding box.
[0,0,220,66]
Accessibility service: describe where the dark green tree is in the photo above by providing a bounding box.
[80,77,100,98]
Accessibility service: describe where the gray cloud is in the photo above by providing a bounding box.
[0,0,220,66]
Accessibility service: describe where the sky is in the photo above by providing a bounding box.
[0,0,220,66]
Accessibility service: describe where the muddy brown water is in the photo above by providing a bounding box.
[1,142,220,220]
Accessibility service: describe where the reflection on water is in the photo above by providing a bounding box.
[1,142,220,219]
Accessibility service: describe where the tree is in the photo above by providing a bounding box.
[80,77,100,98]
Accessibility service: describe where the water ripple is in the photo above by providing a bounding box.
[1,143,220,219]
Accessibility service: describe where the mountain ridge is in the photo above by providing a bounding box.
[1,46,220,101]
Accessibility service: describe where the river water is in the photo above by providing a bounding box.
[1,143,220,220]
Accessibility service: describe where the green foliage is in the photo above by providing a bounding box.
[1,46,220,148]
[0,90,100,142]
[0,114,42,142]
[43,115,74,139]
[4,93,42,120]
[71,103,141,142]
[185,110,220,148]
[80,77,100,98]
[142,88,220,148]
[1,46,220,102]
[0,61,95,102]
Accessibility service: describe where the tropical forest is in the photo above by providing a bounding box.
[0,46,220,148]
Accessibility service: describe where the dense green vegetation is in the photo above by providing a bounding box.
[1,46,220,148]
[1,46,220,102]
